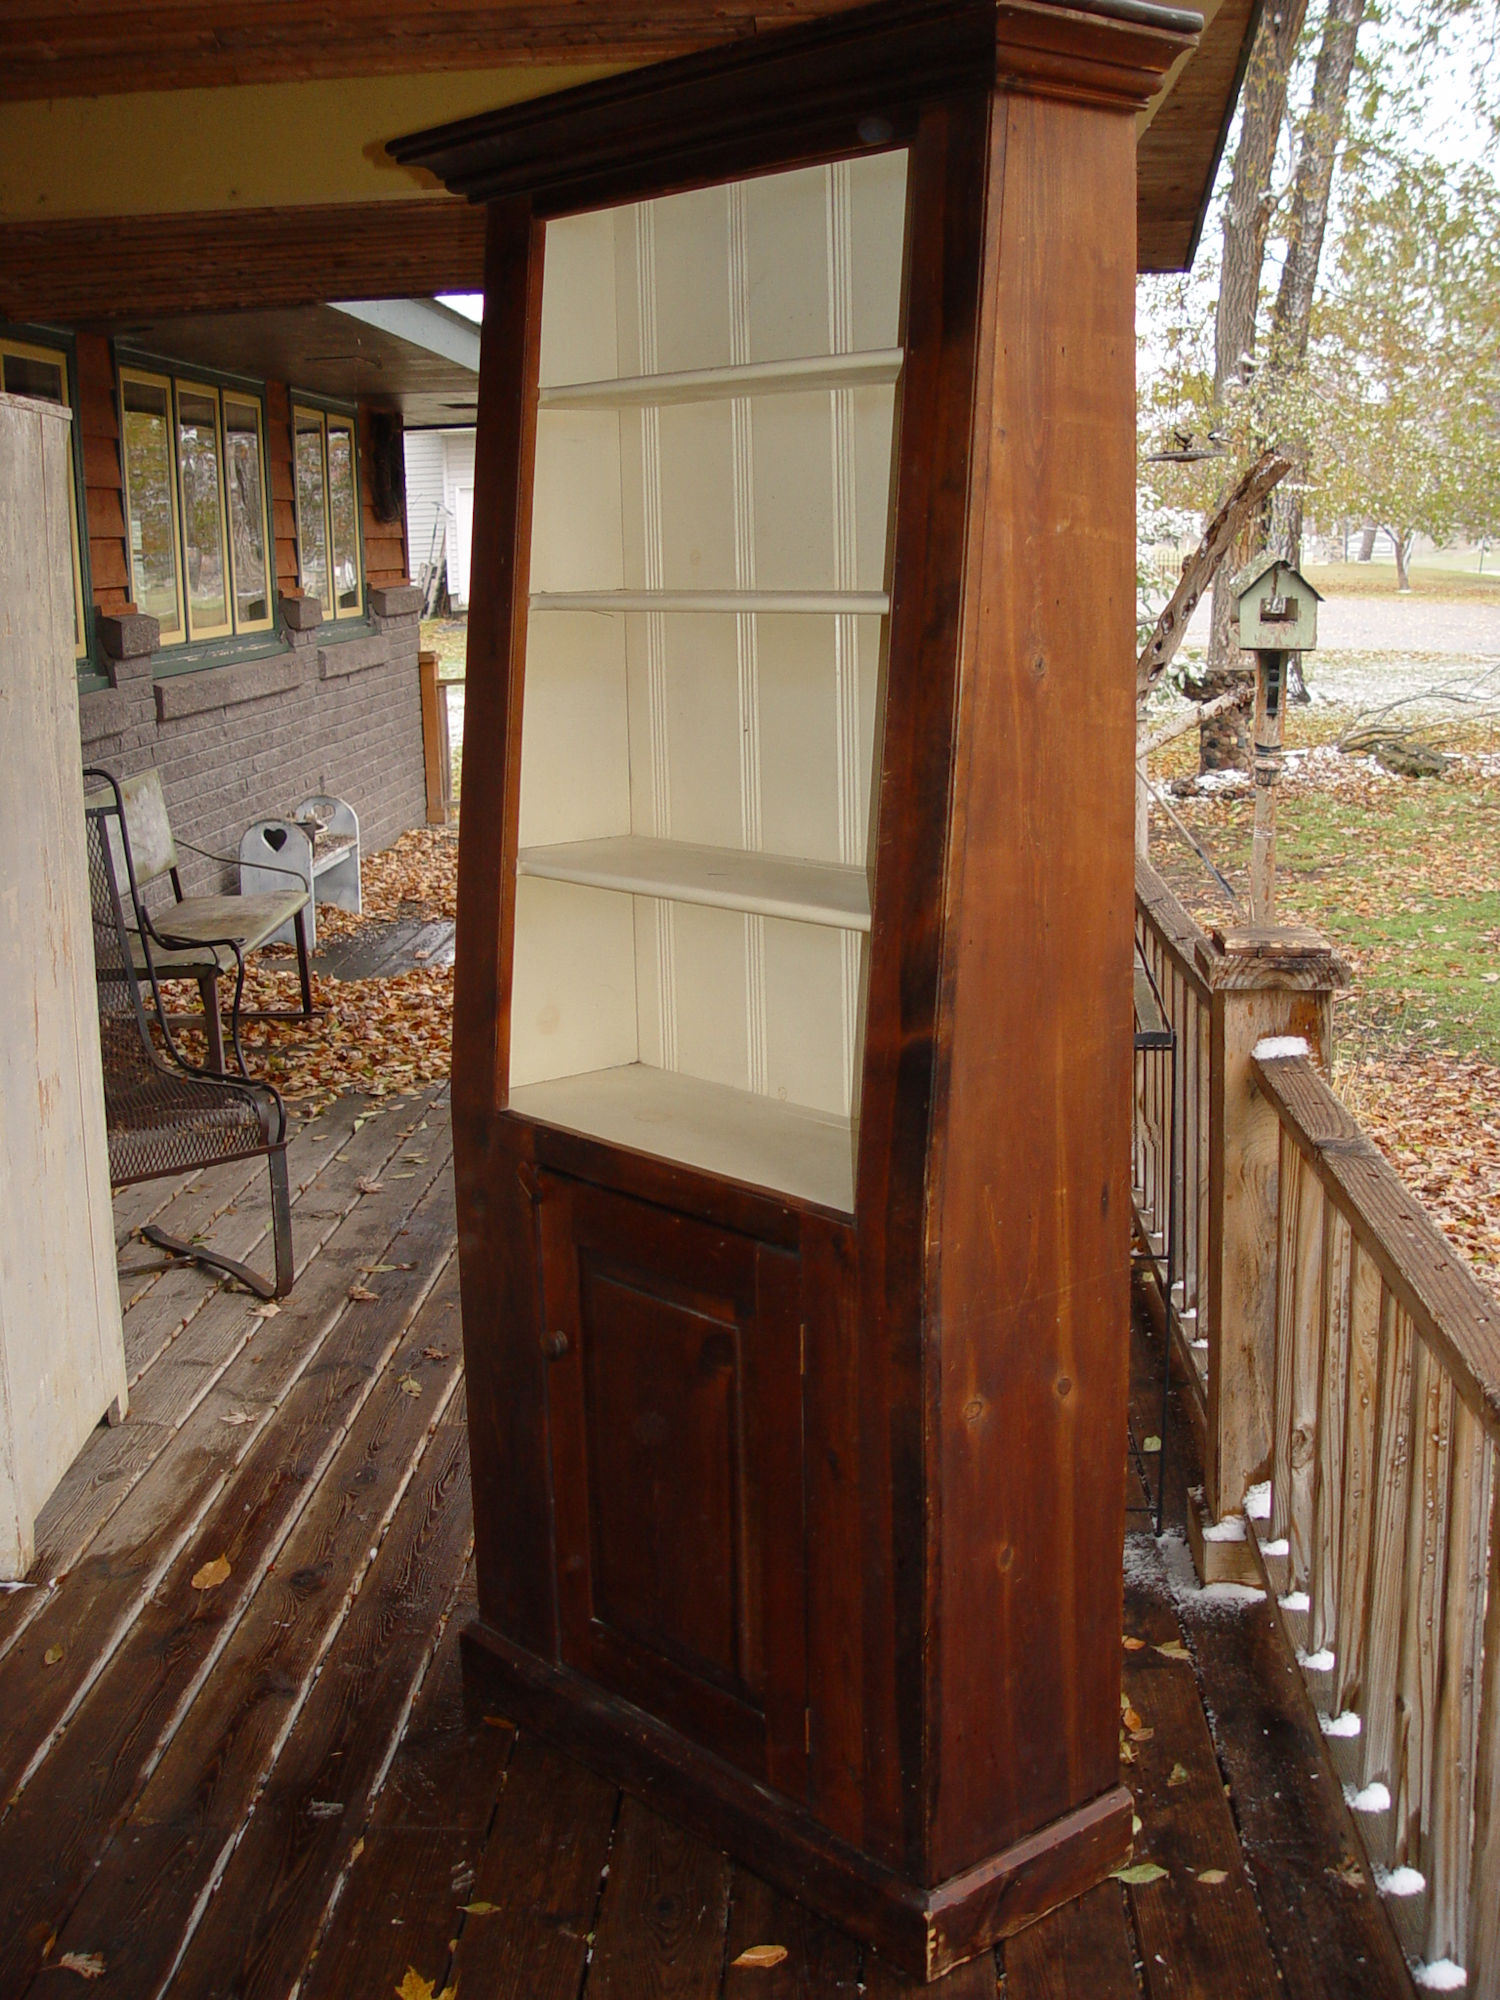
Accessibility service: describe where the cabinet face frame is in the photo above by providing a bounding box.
[404,0,1200,1975]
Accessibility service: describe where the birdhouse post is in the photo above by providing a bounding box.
[1232,555,1321,922]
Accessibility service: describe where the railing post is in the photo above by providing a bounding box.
[1203,924,1350,1526]
[419,649,452,826]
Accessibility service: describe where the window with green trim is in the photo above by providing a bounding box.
[1,336,88,661]
[293,405,363,620]
[119,366,273,647]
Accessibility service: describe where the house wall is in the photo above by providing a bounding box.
[441,429,477,606]
[71,346,426,892]
[404,429,448,589]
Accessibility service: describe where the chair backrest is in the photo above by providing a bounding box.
[115,768,178,887]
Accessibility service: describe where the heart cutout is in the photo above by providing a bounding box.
[264,826,288,852]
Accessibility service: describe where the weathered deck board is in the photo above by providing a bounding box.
[0,1099,1420,1998]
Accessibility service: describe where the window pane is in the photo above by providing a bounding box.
[224,396,270,627]
[177,388,229,634]
[122,377,182,638]
[327,420,361,613]
[3,351,65,402]
[295,413,331,615]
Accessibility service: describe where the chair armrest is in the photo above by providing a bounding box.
[177,833,309,890]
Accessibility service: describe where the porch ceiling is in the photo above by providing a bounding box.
[0,0,1255,311]
[104,301,479,427]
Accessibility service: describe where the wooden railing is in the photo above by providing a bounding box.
[1132,855,1500,1992]
[1252,1049,1500,1993]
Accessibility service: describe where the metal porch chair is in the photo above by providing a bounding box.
[85,769,295,1300]
[103,767,316,1075]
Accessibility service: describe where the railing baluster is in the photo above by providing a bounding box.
[1468,1448,1500,1998]
[1394,1347,1454,1871]
[1361,1298,1415,1811]
[1427,1402,1491,1970]
[1312,1204,1353,1656]
[1334,1247,1384,1718]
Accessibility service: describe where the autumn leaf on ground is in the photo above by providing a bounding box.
[191,1554,232,1591]
[357,1178,385,1195]
[422,1347,449,1361]
[347,1283,379,1302]
[1196,1868,1229,1886]
[1156,1639,1190,1661]
[395,1969,456,2000]
[47,1951,106,1978]
[1122,1636,1146,1651]
[1140,1435,1162,1453]
[732,1945,790,1968]
[397,1374,423,1397]
[250,1301,280,1320]
[1168,1762,1191,1787]
[1121,1701,1144,1733]
[44,1645,63,1666]
[1112,1862,1168,1885]
[460,1901,499,1914]
[219,1409,256,1428]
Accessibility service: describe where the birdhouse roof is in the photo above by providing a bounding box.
[1230,553,1324,602]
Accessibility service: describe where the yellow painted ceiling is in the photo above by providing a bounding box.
[0,66,623,222]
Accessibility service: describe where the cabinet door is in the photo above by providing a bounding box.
[537,1174,807,1796]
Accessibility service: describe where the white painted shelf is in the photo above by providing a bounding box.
[530,588,889,616]
[518,836,870,931]
[539,348,904,409]
[508,1064,854,1212]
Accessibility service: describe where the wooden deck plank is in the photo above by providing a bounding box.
[723,1869,862,1996]
[864,1951,995,1996]
[0,1180,461,1995]
[147,1407,474,2000]
[0,1099,449,1682]
[441,1733,620,2000]
[297,1571,516,2000]
[31,1271,467,2000]
[583,1794,732,1998]
[1002,1882,1141,1998]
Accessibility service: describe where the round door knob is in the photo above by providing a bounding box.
[541,1329,570,1360]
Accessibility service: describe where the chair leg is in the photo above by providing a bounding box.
[197,976,228,1073]
[269,1141,295,1297]
[293,906,314,1016]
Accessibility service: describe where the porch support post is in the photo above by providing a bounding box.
[1203,925,1350,1528]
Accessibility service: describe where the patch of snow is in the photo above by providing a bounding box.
[1376,1866,1425,1898]
[1204,1514,1247,1543]
[1299,1647,1336,1672]
[1245,1481,1272,1521]
[1346,1780,1391,1814]
[1200,1582,1267,1606]
[1255,1035,1310,1060]
[1320,1710,1362,1738]
[1262,1537,1290,1557]
[1413,1960,1467,1991]
[1280,1590,1311,1612]
[1194,768,1253,794]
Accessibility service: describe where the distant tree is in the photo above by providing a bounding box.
[1309,156,1500,587]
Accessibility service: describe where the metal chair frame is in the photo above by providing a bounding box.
[85,767,295,1300]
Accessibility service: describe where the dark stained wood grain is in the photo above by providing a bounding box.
[443,1732,620,2000]
[585,1794,733,1998]
[925,80,1138,1877]
[1001,1884,1139,1999]
[722,1868,862,1996]
[864,1943,996,1997]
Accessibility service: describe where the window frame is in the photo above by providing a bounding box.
[0,327,94,674]
[173,376,236,644]
[116,354,280,670]
[292,399,366,623]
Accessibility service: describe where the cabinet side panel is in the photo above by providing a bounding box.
[928,93,1137,1878]
[455,200,558,1651]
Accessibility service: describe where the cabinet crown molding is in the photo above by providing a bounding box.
[388,0,1200,212]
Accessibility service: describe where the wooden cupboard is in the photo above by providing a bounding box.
[391,0,1199,1974]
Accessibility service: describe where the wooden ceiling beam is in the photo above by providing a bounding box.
[0,3,858,101]
[0,197,487,324]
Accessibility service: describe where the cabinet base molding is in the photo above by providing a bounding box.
[461,1619,1134,1980]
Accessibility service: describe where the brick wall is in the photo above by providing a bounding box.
[77,587,426,898]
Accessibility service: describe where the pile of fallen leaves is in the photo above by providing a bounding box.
[160,828,458,1116]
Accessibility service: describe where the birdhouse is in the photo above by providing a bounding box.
[1232,553,1321,651]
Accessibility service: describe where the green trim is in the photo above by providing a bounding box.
[151,631,291,679]
[311,615,378,647]
[1,317,98,676]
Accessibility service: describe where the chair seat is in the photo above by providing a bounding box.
[133,889,309,977]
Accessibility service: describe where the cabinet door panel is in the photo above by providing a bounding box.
[538,1174,806,1792]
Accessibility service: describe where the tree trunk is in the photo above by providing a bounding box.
[1358,523,1377,560]
[1200,0,1310,774]
[1393,529,1413,591]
